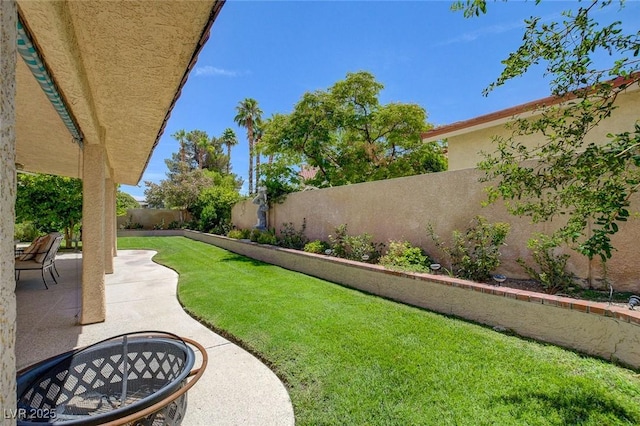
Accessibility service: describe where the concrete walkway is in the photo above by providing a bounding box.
[16,250,295,425]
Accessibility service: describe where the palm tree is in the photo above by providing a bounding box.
[172,129,187,164]
[220,128,238,175]
[234,98,262,194]
[253,121,264,190]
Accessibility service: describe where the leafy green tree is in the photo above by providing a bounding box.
[259,71,447,192]
[144,162,213,212]
[116,190,139,216]
[234,98,263,195]
[190,172,242,234]
[16,173,82,248]
[454,1,640,267]
[145,130,243,230]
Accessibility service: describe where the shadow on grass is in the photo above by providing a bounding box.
[217,252,270,268]
[499,387,639,423]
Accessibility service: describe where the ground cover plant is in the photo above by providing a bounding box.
[120,236,640,425]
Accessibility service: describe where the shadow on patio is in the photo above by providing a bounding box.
[15,250,294,426]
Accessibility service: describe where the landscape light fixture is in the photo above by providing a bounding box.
[430,263,441,274]
[629,295,640,310]
[493,274,507,286]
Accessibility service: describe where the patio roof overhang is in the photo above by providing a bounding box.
[15,0,224,184]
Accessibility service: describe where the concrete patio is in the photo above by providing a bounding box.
[15,249,295,425]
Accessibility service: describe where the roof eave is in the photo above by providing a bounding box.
[422,73,640,142]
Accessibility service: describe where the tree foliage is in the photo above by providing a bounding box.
[116,190,139,216]
[456,0,640,263]
[16,173,82,248]
[190,172,242,234]
[144,163,214,211]
[144,129,243,233]
[169,129,228,172]
[258,71,447,193]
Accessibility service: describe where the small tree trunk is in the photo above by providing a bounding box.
[64,220,74,249]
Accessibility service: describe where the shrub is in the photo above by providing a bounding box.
[328,224,383,263]
[14,221,42,242]
[518,234,576,294]
[304,240,330,254]
[380,241,431,272]
[153,219,166,230]
[227,229,248,239]
[208,220,233,236]
[427,216,510,282]
[344,233,383,263]
[328,224,349,258]
[250,229,277,245]
[278,219,309,250]
[167,220,183,230]
[123,216,144,230]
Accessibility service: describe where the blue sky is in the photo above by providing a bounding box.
[121,0,640,199]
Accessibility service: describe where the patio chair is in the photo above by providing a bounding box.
[15,232,63,289]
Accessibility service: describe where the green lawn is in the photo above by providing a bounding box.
[119,236,640,425]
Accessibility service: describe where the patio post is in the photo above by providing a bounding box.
[0,0,17,416]
[105,177,115,274]
[81,143,106,324]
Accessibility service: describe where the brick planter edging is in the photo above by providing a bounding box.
[182,230,640,369]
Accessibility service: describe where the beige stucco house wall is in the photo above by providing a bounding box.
[1,0,224,418]
[425,83,640,171]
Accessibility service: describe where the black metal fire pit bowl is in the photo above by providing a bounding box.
[16,331,208,426]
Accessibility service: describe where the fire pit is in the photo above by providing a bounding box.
[16,332,207,425]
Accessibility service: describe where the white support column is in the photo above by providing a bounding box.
[0,0,17,418]
[104,178,115,274]
[81,144,106,324]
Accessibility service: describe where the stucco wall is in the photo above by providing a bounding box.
[184,231,640,369]
[0,0,17,418]
[231,168,640,291]
[117,208,186,230]
[447,87,640,171]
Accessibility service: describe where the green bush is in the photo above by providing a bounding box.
[123,216,144,230]
[14,221,43,242]
[278,219,309,250]
[250,229,277,245]
[189,174,242,233]
[208,220,233,236]
[380,241,431,272]
[228,228,251,239]
[328,224,349,258]
[304,240,330,254]
[328,224,383,263]
[167,220,183,230]
[428,216,510,282]
[518,234,576,294]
